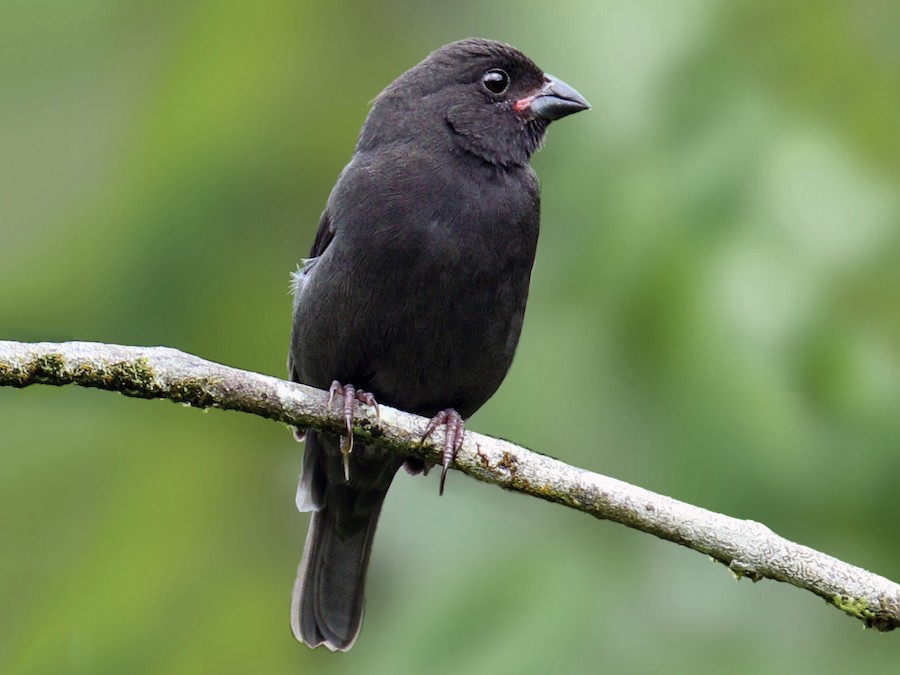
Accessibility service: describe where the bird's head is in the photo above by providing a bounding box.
[358,38,590,168]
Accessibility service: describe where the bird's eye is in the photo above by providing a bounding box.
[481,69,510,95]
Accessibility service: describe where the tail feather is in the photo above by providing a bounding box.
[291,432,401,651]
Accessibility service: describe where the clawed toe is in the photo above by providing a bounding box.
[422,409,465,496]
[327,380,380,480]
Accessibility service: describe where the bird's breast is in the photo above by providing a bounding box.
[293,157,539,417]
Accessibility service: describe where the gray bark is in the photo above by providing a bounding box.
[1,339,898,631]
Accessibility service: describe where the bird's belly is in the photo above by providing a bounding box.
[292,221,535,419]
[364,266,527,418]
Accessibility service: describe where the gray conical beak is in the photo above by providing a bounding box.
[527,74,590,121]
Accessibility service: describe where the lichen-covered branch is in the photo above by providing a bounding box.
[1,339,898,631]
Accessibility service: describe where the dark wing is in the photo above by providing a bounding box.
[289,208,336,383]
[309,209,335,259]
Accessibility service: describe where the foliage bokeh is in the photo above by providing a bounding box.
[2,1,899,672]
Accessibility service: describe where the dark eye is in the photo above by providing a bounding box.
[481,68,510,95]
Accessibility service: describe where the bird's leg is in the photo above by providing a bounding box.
[421,409,465,496]
[327,380,380,481]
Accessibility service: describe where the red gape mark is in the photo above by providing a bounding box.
[514,95,536,112]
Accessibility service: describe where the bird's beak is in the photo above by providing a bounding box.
[516,74,590,121]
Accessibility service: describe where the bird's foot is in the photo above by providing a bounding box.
[327,380,380,480]
[421,409,465,496]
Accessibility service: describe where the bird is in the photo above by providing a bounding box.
[288,37,589,651]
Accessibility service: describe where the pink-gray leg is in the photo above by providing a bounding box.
[422,409,465,496]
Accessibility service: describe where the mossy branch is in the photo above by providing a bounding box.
[1,339,898,631]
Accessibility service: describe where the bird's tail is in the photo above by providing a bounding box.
[291,432,401,651]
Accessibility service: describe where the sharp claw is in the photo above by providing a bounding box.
[422,411,446,443]
[340,435,351,481]
[439,416,463,496]
[358,392,380,419]
[324,381,379,483]
[344,429,354,455]
[439,457,451,496]
[421,409,464,496]
[327,380,341,409]
[342,384,356,438]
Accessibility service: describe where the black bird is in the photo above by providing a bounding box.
[288,38,589,651]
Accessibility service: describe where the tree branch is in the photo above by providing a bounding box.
[1,339,898,631]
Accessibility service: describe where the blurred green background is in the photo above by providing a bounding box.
[2,0,899,672]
